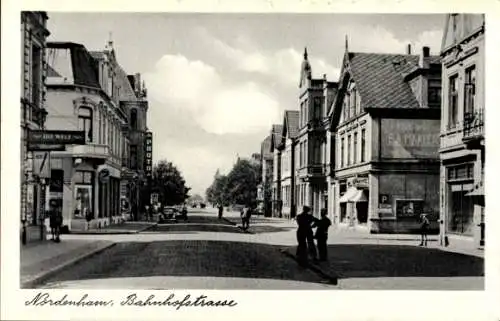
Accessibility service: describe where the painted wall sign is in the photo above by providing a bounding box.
[381,119,440,159]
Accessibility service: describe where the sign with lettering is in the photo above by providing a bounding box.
[28,130,86,145]
[381,119,440,159]
[98,169,110,184]
[144,132,153,178]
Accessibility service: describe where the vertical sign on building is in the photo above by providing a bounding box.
[144,132,153,178]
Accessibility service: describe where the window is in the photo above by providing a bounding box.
[340,137,345,168]
[349,92,356,118]
[347,135,351,165]
[353,132,358,164]
[448,74,459,129]
[130,109,138,130]
[361,129,366,162]
[304,99,309,125]
[428,79,442,108]
[344,94,350,121]
[464,65,476,116]
[97,110,102,144]
[304,139,308,165]
[102,114,107,145]
[314,97,322,120]
[78,107,93,142]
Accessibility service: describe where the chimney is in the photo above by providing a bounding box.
[407,44,412,55]
[420,46,431,69]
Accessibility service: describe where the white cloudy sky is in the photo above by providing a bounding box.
[47,13,446,196]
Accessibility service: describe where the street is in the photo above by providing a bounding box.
[32,208,484,290]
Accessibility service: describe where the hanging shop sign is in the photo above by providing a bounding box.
[98,169,110,184]
[144,131,153,178]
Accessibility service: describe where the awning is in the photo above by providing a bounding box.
[465,184,484,197]
[339,187,358,203]
[351,189,368,202]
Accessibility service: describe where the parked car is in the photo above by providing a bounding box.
[158,206,179,223]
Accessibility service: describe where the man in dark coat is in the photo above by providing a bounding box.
[295,206,317,265]
[314,209,331,261]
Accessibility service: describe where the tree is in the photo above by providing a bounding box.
[225,158,259,207]
[206,173,229,206]
[188,193,204,204]
[152,160,191,206]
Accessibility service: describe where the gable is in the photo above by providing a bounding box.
[441,14,485,54]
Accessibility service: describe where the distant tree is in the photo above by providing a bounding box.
[225,158,259,207]
[188,194,204,204]
[206,173,229,206]
[152,160,191,206]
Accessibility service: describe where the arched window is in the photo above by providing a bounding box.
[130,109,138,130]
[78,106,93,142]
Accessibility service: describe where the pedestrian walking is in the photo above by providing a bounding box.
[48,200,62,242]
[218,204,224,219]
[295,206,317,266]
[419,213,430,246]
[313,209,331,261]
[241,204,253,230]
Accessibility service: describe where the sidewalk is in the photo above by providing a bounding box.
[21,239,115,288]
[69,221,157,235]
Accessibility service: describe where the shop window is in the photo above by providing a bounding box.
[447,186,474,236]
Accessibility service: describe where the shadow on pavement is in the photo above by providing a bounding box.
[40,240,325,287]
[283,243,484,279]
[245,225,295,234]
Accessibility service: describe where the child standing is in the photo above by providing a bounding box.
[419,213,430,246]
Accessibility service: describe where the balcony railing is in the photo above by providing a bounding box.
[307,164,325,176]
[463,109,484,140]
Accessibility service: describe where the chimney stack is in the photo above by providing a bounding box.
[407,44,412,55]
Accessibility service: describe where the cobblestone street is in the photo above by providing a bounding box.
[27,208,485,290]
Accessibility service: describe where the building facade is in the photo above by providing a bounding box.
[258,135,273,217]
[45,41,130,231]
[296,49,337,218]
[278,111,300,219]
[270,125,283,217]
[20,11,51,244]
[439,14,485,248]
[328,44,442,233]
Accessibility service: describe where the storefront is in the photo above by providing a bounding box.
[370,171,440,234]
[337,175,369,228]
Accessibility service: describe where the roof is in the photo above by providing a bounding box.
[47,42,100,89]
[284,110,300,139]
[260,135,273,160]
[348,52,420,109]
[270,124,283,151]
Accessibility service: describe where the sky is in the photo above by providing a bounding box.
[46,13,446,196]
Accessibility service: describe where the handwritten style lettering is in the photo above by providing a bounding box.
[120,293,238,310]
[25,292,114,307]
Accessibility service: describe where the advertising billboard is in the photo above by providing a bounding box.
[381,119,440,159]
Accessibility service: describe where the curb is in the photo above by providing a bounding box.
[21,242,117,289]
[279,249,338,286]
[221,218,255,234]
[68,223,158,235]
